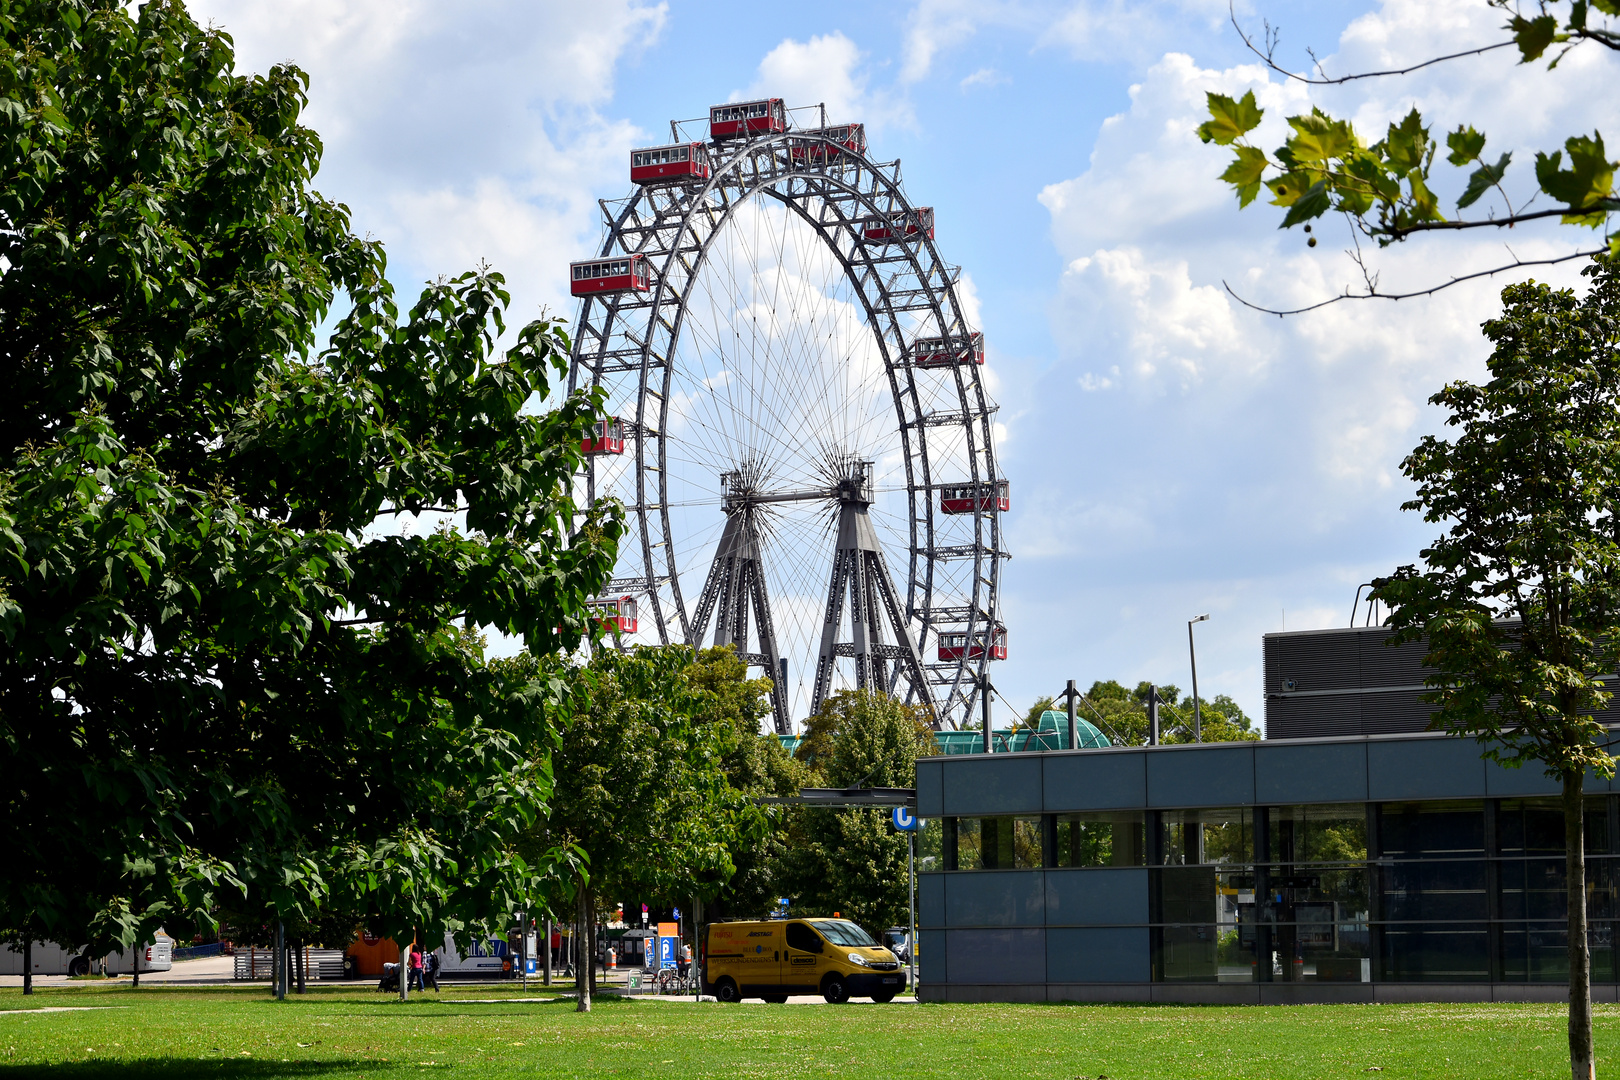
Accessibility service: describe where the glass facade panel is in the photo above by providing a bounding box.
[1381,923,1489,981]
[1055,811,1145,867]
[1160,808,1253,865]
[948,816,1041,870]
[934,796,1620,985]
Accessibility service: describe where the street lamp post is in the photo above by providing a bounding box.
[1188,614,1209,743]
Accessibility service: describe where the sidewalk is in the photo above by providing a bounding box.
[0,955,244,989]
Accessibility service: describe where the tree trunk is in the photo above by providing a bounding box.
[588,899,598,996]
[1566,771,1595,1080]
[575,880,591,1013]
[22,940,31,996]
[296,939,306,994]
[543,917,552,987]
[398,934,409,1002]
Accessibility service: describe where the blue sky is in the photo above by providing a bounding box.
[193,0,1616,729]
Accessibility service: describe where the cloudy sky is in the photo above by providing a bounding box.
[190,0,1616,730]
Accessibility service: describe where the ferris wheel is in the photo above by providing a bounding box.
[567,98,1008,734]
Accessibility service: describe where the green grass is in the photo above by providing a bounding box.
[1,982,1614,1078]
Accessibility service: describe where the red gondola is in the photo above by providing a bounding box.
[940,479,1009,515]
[938,624,1007,662]
[861,207,934,244]
[589,595,638,634]
[631,142,711,185]
[582,416,626,455]
[710,98,787,140]
[910,331,984,369]
[570,254,650,297]
[790,123,866,162]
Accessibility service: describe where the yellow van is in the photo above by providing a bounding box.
[703,918,907,1003]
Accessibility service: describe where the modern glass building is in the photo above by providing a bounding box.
[914,626,1620,1003]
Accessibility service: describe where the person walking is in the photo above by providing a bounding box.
[424,948,442,992]
[408,945,425,992]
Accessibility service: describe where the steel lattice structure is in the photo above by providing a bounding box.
[568,112,1005,733]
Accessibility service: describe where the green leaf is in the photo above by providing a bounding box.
[1509,13,1561,62]
[1446,125,1487,167]
[1219,145,1269,207]
[1286,108,1358,165]
[1535,132,1618,225]
[1458,152,1512,209]
[1379,109,1433,173]
[1279,179,1332,227]
[1198,90,1263,146]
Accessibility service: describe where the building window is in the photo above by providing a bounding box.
[1160,807,1253,865]
[1054,811,1145,867]
[950,816,1042,870]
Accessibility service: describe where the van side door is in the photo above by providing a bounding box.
[783,921,823,990]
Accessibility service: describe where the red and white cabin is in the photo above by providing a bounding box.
[582,416,626,455]
[631,142,711,185]
[570,255,650,297]
[709,98,787,140]
[938,624,1007,662]
[910,331,984,368]
[940,479,1009,515]
[590,595,638,635]
[791,123,866,162]
[862,207,934,244]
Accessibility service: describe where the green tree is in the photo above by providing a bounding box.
[1199,1,1617,311]
[785,690,936,937]
[1373,255,1620,1080]
[510,645,764,1010]
[0,0,618,977]
[1055,681,1258,746]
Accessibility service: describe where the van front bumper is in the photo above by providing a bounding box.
[848,969,908,997]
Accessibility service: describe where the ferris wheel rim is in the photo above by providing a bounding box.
[569,126,1004,729]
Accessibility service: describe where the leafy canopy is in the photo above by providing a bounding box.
[1374,254,1620,782]
[0,0,620,955]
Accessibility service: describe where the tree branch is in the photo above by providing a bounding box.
[1224,246,1608,317]
[1377,203,1618,241]
[1229,1,1517,85]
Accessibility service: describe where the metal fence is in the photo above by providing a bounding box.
[233,947,347,980]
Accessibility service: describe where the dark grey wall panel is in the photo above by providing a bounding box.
[916,760,944,818]
[1045,868,1148,926]
[1043,751,1146,811]
[920,873,946,929]
[1256,742,1368,805]
[1483,756,1563,797]
[946,928,1045,984]
[1147,745,1255,807]
[1368,737,1486,801]
[946,870,1045,927]
[918,930,946,984]
[940,756,1043,816]
[1047,927,1150,983]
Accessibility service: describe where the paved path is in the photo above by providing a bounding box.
[0,955,242,989]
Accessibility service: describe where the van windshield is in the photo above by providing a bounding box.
[809,920,877,947]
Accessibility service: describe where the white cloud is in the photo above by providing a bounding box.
[960,67,1010,91]
[189,0,667,326]
[1003,0,1618,716]
[746,32,912,133]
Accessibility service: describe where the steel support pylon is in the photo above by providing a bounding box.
[688,506,792,735]
[810,470,936,719]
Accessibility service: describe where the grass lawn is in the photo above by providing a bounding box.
[1,982,1615,1078]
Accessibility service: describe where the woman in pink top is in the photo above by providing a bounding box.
[409,945,425,992]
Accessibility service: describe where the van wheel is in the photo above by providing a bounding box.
[821,974,849,1004]
[715,977,741,1003]
[763,995,788,1004]
[67,956,90,977]
[871,993,896,1003]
